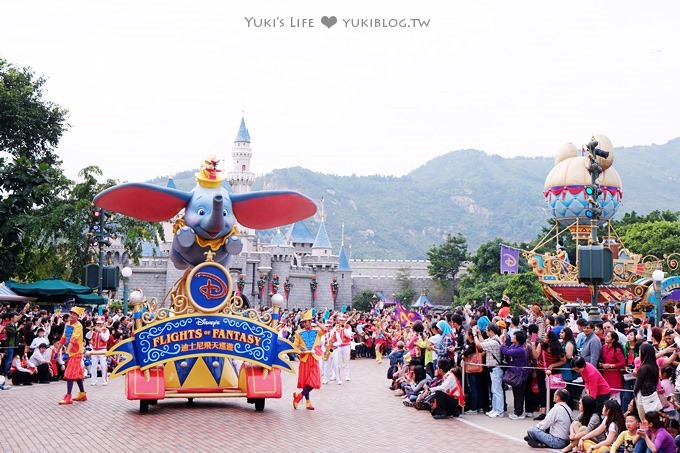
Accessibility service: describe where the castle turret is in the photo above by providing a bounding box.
[228,116,256,247]
[334,223,352,310]
[228,117,255,195]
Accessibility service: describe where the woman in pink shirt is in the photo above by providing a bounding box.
[599,331,625,403]
[573,356,611,415]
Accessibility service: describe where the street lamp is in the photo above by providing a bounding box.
[652,269,666,325]
[121,266,132,316]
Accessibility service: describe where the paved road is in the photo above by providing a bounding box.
[1,358,538,452]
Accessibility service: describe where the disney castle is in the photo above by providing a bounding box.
[107,117,433,310]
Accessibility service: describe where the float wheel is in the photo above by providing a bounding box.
[254,398,265,412]
[140,400,150,413]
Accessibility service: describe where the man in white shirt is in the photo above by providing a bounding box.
[29,343,51,383]
[525,388,573,449]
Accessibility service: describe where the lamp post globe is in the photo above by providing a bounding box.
[271,293,284,307]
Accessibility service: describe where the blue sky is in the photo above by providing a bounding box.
[2,0,678,184]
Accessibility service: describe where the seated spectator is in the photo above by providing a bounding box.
[525,388,573,449]
[422,358,464,419]
[29,342,51,383]
[636,411,675,453]
[609,412,641,453]
[388,341,407,368]
[9,351,36,386]
[402,365,431,406]
[561,395,601,453]
[578,399,625,453]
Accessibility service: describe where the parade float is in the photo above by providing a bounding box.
[522,134,680,318]
[93,156,316,413]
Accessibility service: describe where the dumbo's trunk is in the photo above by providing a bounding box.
[203,195,224,236]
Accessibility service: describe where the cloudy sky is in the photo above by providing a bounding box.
[2,0,678,184]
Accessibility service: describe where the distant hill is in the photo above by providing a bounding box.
[148,138,680,259]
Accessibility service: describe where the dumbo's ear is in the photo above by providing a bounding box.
[231,190,317,229]
[94,183,192,222]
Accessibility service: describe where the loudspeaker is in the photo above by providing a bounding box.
[578,246,613,284]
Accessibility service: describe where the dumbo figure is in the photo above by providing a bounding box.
[93,156,316,269]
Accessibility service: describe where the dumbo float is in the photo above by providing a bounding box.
[93,156,317,269]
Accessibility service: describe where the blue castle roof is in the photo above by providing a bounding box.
[313,221,332,249]
[235,117,250,142]
[141,241,163,257]
[338,244,351,271]
[271,229,286,246]
[166,177,177,189]
[287,222,314,244]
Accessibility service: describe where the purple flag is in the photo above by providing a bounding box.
[500,244,519,274]
[394,301,423,326]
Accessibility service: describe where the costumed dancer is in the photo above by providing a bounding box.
[320,320,336,385]
[85,316,110,386]
[373,322,386,364]
[334,313,353,383]
[292,309,327,410]
[58,307,87,405]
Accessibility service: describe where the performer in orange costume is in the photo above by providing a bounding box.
[58,306,87,405]
[292,310,327,410]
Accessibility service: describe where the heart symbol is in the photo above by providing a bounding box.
[321,16,337,28]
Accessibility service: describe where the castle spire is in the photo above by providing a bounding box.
[235,116,251,142]
[227,115,254,195]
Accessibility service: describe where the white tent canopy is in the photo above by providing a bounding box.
[0,282,37,302]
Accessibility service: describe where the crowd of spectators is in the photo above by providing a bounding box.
[6,297,680,451]
[1,302,134,389]
[375,299,680,452]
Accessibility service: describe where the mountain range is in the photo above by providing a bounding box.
[148,138,680,259]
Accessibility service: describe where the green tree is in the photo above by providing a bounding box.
[454,271,546,313]
[427,233,468,281]
[466,238,531,282]
[12,165,165,283]
[619,221,680,260]
[504,272,548,312]
[396,288,418,307]
[612,210,679,232]
[352,289,376,312]
[0,59,69,281]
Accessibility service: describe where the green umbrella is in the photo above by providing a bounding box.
[6,278,107,305]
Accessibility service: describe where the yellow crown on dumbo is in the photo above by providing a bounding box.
[300,309,315,322]
[69,306,85,317]
[195,154,224,188]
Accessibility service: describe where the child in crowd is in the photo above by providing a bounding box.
[609,412,640,453]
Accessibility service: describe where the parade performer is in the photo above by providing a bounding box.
[85,316,110,386]
[373,323,387,364]
[292,310,327,410]
[320,320,336,385]
[58,307,87,405]
[333,313,353,383]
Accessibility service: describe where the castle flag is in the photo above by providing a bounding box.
[500,244,519,274]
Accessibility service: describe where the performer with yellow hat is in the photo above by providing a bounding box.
[58,306,87,405]
[292,309,327,410]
